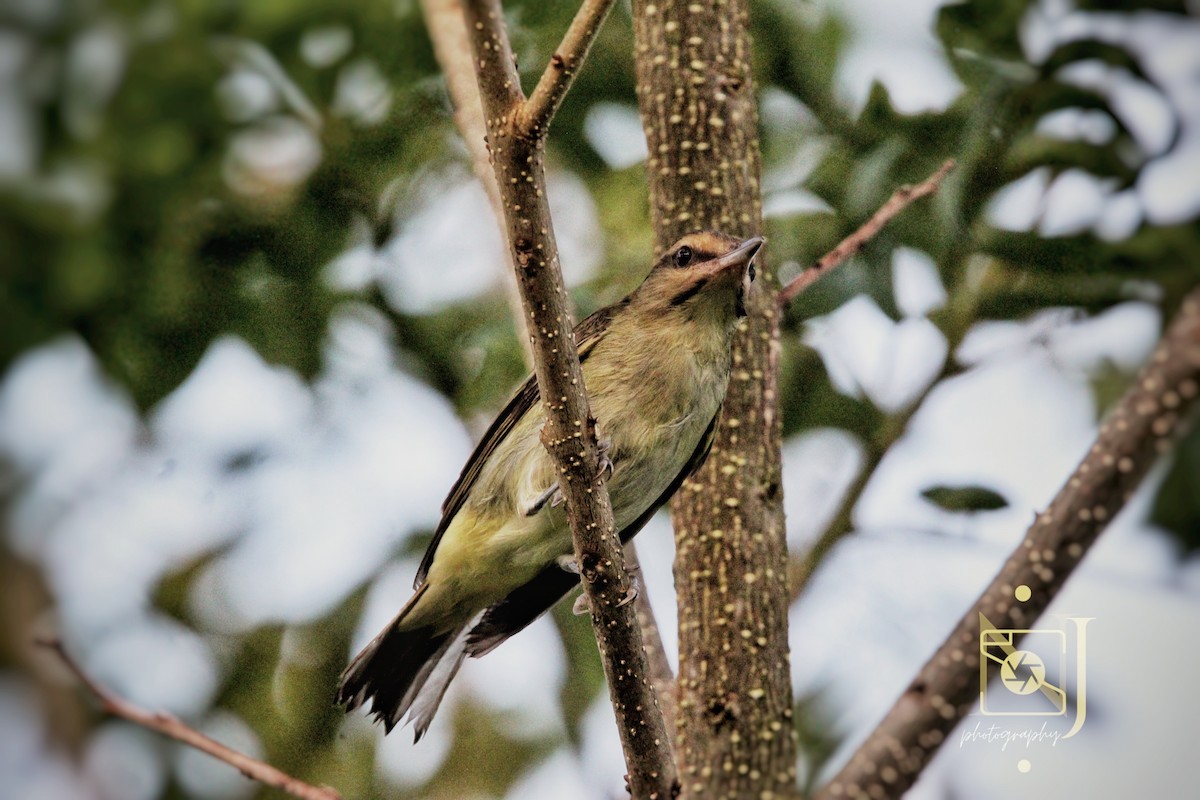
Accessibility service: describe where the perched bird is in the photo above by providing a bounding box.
[338,231,764,739]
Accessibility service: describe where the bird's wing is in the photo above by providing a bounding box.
[414,300,629,587]
[463,411,719,656]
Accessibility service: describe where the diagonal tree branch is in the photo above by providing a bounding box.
[519,0,617,138]
[461,1,676,797]
[38,638,343,800]
[816,284,1200,800]
[423,0,676,732]
[778,160,956,307]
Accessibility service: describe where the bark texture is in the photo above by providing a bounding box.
[632,2,798,797]
[463,2,676,797]
[818,285,1200,800]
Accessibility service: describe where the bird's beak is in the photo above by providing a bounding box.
[702,235,764,281]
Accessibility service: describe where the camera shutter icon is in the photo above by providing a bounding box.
[999,650,1046,695]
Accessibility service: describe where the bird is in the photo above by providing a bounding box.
[337,230,764,740]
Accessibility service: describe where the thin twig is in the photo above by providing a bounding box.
[786,423,886,598]
[462,1,676,797]
[37,638,342,800]
[778,159,958,597]
[782,158,958,598]
[817,285,1200,800]
[788,361,944,600]
[518,0,617,138]
[778,159,956,308]
[419,0,499,210]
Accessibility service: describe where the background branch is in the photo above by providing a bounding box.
[626,542,677,737]
[788,358,951,600]
[778,160,956,308]
[817,285,1200,800]
[419,0,530,355]
[775,159,959,599]
[38,638,343,800]
[419,0,502,214]
[462,1,676,797]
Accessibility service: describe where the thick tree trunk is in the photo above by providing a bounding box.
[632,2,798,797]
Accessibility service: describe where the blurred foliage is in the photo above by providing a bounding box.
[2,0,1199,797]
[1,0,449,409]
[921,485,1010,514]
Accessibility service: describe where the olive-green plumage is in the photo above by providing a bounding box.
[338,231,763,739]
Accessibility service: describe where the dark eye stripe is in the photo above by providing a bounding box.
[669,279,708,307]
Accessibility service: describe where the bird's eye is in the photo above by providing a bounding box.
[673,246,693,268]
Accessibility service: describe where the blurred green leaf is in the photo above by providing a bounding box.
[1004,135,1138,185]
[1075,0,1191,11]
[921,485,1010,513]
[937,1,1030,68]
[978,225,1200,279]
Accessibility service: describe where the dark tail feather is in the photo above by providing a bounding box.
[337,588,470,740]
[466,563,579,657]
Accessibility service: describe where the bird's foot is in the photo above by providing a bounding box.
[571,575,641,616]
[523,435,611,518]
[614,554,642,607]
[572,593,590,616]
[524,482,564,517]
[595,432,613,481]
[555,554,580,573]
[615,573,641,608]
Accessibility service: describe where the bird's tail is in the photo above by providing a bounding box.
[336,584,470,741]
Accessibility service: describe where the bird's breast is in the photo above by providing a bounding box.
[429,320,733,612]
[585,329,730,526]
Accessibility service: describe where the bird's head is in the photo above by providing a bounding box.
[631,231,764,325]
